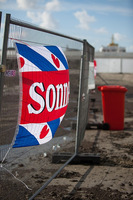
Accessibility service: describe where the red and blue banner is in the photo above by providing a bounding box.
[13,43,69,148]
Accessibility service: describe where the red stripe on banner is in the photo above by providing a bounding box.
[20,70,69,124]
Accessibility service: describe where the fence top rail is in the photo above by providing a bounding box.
[8,14,83,44]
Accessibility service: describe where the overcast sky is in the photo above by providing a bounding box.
[0,0,133,52]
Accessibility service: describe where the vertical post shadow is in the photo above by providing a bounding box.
[68,165,94,197]
[91,130,101,152]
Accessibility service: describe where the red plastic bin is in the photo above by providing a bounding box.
[98,85,127,130]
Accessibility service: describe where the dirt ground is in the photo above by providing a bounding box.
[0,73,133,200]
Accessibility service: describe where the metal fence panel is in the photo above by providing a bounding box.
[75,41,94,153]
[0,14,94,199]
[0,14,79,198]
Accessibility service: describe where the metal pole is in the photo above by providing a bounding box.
[10,18,83,43]
[0,11,2,31]
[84,42,90,125]
[75,40,87,154]
[1,14,10,65]
[0,14,11,114]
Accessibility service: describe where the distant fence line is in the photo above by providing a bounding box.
[95,52,133,73]
[1,48,133,74]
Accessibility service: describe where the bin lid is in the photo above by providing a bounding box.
[98,85,128,92]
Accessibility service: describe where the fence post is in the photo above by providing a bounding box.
[75,39,88,154]
[0,13,11,114]
[0,11,2,31]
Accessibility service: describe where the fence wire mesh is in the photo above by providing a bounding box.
[0,14,94,199]
[0,14,93,198]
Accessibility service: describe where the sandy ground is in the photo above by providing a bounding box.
[0,73,133,200]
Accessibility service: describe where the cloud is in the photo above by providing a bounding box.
[16,0,38,10]
[40,11,57,29]
[63,2,133,17]
[27,0,61,30]
[96,27,108,34]
[45,0,61,11]
[114,33,125,41]
[27,11,57,29]
[0,0,6,2]
[74,10,96,30]
[27,11,41,23]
